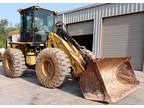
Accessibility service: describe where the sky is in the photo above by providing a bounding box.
[0,3,91,26]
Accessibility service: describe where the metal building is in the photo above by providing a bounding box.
[56,3,144,71]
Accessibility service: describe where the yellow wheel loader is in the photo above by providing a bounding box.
[3,6,139,103]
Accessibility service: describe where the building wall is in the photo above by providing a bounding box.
[102,13,144,70]
[56,3,144,57]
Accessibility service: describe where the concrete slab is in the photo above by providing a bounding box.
[0,62,143,105]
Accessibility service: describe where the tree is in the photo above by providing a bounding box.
[0,19,19,48]
[0,19,8,34]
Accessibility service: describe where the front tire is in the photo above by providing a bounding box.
[2,48,25,77]
[36,48,71,88]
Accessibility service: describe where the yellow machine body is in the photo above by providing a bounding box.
[26,52,36,65]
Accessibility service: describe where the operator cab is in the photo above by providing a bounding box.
[18,6,56,46]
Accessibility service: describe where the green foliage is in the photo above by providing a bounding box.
[0,19,19,48]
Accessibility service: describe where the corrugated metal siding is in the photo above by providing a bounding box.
[56,3,144,57]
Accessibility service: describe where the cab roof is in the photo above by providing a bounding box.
[18,5,58,15]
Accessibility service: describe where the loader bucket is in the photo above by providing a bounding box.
[80,57,139,103]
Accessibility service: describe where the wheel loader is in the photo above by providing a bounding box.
[2,6,139,103]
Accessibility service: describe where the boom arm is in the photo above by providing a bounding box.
[55,22,92,66]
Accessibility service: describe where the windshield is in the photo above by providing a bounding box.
[34,9,54,43]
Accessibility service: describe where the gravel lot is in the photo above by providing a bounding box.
[0,62,143,105]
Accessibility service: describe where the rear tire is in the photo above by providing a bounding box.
[36,48,70,88]
[2,48,25,77]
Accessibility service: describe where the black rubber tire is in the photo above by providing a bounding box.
[36,48,71,88]
[2,48,25,77]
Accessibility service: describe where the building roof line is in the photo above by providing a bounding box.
[58,3,108,15]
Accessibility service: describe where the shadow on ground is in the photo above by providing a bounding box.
[22,69,83,97]
[0,65,83,98]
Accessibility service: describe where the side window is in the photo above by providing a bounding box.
[26,15,32,33]
[20,13,32,42]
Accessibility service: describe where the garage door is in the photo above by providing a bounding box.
[67,21,94,51]
[103,13,144,70]
[67,21,93,36]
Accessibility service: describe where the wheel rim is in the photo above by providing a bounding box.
[41,58,55,80]
[5,54,13,72]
